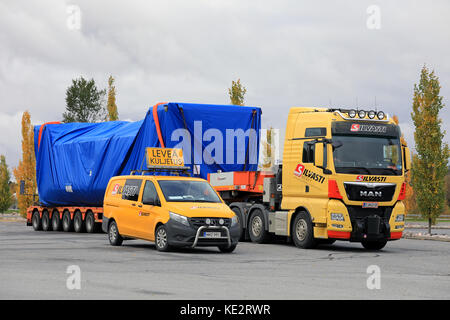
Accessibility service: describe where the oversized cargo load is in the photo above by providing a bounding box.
[34,102,261,207]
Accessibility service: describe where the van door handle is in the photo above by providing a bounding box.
[137,204,142,208]
[131,203,136,206]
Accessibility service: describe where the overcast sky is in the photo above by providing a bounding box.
[1,0,449,170]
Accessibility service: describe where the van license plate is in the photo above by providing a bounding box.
[203,232,221,238]
[363,202,379,208]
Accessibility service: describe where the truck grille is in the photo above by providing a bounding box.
[189,217,231,229]
[344,182,396,202]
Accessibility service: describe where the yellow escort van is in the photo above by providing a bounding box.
[102,174,240,252]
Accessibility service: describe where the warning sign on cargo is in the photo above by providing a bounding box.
[146,147,185,167]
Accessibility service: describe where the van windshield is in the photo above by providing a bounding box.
[332,135,402,175]
[157,180,222,203]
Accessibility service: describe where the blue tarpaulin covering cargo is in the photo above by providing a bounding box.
[35,102,262,207]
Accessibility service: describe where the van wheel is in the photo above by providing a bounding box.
[73,212,85,233]
[41,211,51,231]
[108,220,123,246]
[155,225,171,252]
[292,211,317,249]
[248,209,271,243]
[218,244,237,253]
[361,240,387,250]
[231,207,245,241]
[62,211,73,232]
[32,211,41,231]
[52,211,62,231]
[85,212,96,233]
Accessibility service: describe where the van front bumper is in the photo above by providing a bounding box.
[165,219,240,248]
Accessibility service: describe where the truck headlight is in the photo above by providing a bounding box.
[395,214,404,222]
[231,215,239,226]
[331,213,345,221]
[169,212,189,226]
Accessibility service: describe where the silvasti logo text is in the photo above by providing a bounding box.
[293,163,325,184]
[356,175,387,182]
[350,124,387,133]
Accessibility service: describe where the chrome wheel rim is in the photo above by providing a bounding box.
[156,228,167,248]
[109,224,117,242]
[295,219,307,241]
[251,216,263,237]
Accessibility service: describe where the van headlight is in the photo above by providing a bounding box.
[169,212,189,226]
[395,214,404,222]
[231,215,239,226]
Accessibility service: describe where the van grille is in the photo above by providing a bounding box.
[189,217,231,229]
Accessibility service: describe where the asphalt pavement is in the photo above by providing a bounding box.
[0,221,449,299]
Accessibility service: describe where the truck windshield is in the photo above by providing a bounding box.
[158,180,222,203]
[332,135,402,175]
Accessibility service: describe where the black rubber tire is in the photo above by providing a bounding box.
[108,220,123,246]
[248,209,271,244]
[231,207,245,241]
[218,244,237,253]
[361,240,387,250]
[73,211,85,233]
[41,211,51,231]
[155,225,171,252]
[32,211,41,231]
[317,239,336,245]
[52,211,62,231]
[62,211,73,232]
[291,211,317,249]
[85,212,96,233]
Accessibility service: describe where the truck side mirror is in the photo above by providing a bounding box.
[314,142,324,168]
[404,147,411,171]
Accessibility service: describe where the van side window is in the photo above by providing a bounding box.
[122,179,142,202]
[302,142,315,163]
[142,181,160,205]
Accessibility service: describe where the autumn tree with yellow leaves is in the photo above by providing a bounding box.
[411,66,449,234]
[13,111,37,217]
[228,79,247,106]
[107,75,119,121]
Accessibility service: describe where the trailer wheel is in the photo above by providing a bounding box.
[32,211,41,231]
[361,240,387,251]
[73,211,85,233]
[85,212,96,233]
[62,211,73,232]
[248,209,271,244]
[108,220,123,246]
[52,211,62,231]
[291,211,317,249]
[41,210,51,231]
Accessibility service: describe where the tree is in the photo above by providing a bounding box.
[228,79,247,106]
[63,77,106,123]
[107,75,119,121]
[410,66,449,234]
[0,155,13,213]
[392,115,417,215]
[13,111,37,217]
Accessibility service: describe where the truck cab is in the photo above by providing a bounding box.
[210,107,411,250]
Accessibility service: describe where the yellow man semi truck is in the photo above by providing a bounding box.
[209,107,411,250]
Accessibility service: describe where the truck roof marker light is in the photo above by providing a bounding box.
[397,182,406,200]
[358,110,366,118]
[328,179,343,199]
[348,110,356,118]
[377,111,385,120]
[368,110,376,119]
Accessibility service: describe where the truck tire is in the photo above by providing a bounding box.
[32,211,41,231]
[41,211,51,231]
[218,244,237,253]
[62,211,73,232]
[317,239,336,245]
[361,240,387,251]
[52,211,62,231]
[291,211,317,249]
[248,209,271,244]
[73,211,85,233]
[155,224,171,252]
[108,220,123,246]
[85,212,96,233]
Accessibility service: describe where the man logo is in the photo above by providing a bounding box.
[360,191,382,197]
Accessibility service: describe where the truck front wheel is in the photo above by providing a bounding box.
[291,211,317,249]
[248,209,271,243]
[361,240,387,251]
